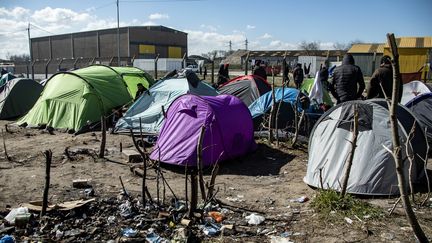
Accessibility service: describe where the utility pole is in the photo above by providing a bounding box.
[27,23,32,79]
[116,0,120,66]
[245,38,248,50]
[229,40,232,52]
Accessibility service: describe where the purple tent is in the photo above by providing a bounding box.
[150,94,257,167]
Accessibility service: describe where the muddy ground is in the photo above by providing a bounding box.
[1,120,432,242]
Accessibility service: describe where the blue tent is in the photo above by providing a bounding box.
[248,88,320,132]
[405,93,432,147]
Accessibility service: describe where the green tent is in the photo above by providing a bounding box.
[0,78,43,119]
[18,65,132,133]
[300,78,334,106]
[111,66,154,99]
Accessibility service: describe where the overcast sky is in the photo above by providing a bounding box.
[1,0,431,59]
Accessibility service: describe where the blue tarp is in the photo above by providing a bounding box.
[248,88,312,119]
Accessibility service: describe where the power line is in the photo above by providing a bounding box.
[29,23,55,35]
[121,0,206,2]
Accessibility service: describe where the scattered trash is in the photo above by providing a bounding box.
[21,198,95,211]
[208,211,224,223]
[269,236,294,243]
[280,232,292,237]
[121,228,138,238]
[72,179,92,188]
[290,196,309,203]
[226,195,245,202]
[146,231,168,243]
[55,229,64,239]
[344,217,353,224]
[107,216,116,224]
[201,223,221,236]
[84,188,95,197]
[0,235,15,243]
[4,207,29,225]
[245,213,265,225]
[119,201,133,218]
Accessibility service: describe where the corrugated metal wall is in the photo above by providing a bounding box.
[384,48,428,74]
[351,53,382,77]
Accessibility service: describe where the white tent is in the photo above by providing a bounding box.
[401,80,432,105]
[304,99,427,195]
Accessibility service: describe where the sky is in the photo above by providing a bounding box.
[0,0,431,59]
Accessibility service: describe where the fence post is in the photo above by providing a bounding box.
[154,54,160,79]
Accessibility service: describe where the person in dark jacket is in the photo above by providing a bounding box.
[366,55,401,102]
[319,65,329,90]
[253,60,267,81]
[135,83,147,101]
[216,63,230,87]
[330,54,365,103]
[293,63,304,89]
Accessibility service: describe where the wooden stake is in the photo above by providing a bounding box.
[41,150,52,217]
[139,118,147,205]
[340,105,359,197]
[268,67,276,143]
[188,169,198,218]
[98,116,106,158]
[197,126,207,200]
[387,33,428,243]
[275,51,288,147]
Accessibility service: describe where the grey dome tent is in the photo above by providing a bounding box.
[0,78,43,119]
[304,99,427,195]
[115,70,218,135]
[405,93,432,148]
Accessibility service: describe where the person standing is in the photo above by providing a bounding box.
[253,60,267,81]
[203,66,207,80]
[293,63,304,89]
[330,54,365,104]
[319,65,329,90]
[366,55,401,101]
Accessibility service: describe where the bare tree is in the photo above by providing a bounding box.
[6,53,30,62]
[299,41,320,51]
[386,33,428,243]
[333,39,364,51]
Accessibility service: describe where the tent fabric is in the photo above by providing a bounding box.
[401,80,432,105]
[405,93,432,147]
[300,77,333,106]
[0,73,16,86]
[18,65,132,133]
[218,75,271,106]
[0,78,43,119]
[111,66,154,98]
[304,99,427,195]
[150,94,256,167]
[248,88,319,132]
[115,72,218,135]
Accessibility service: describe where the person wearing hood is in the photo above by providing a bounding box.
[366,55,401,101]
[253,60,267,81]
[293,63,304,89]
[330,53,365,103]
[216,63,229,87]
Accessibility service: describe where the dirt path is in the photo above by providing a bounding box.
[1,121,431,242]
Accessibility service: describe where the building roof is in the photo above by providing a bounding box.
[241,50,346,58]
[31,25,187,40]
[348,43,384,54]
[383,37,432,48]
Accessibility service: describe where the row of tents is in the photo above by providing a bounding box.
[2,64,432,196]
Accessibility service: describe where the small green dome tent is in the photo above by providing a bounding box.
[18,65,133,133]
[111,66,154,99]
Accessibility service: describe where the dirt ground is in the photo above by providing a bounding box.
[1,119,432,242]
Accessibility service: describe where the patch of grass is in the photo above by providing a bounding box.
[310,190,383,220]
